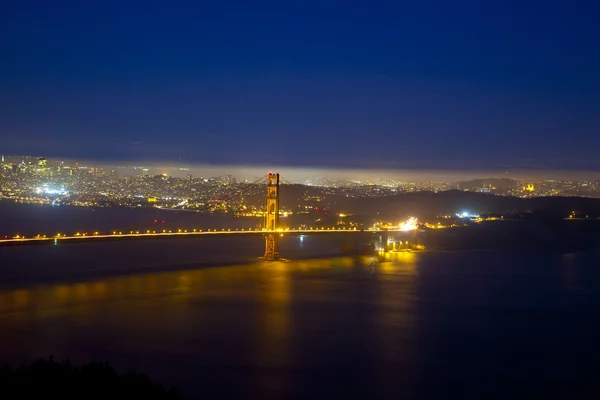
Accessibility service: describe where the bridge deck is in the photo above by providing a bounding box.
[0,229,398,247]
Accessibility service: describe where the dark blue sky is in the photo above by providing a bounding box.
[1,0,599,170]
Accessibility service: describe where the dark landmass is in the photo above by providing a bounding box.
[343,190,600,220]
[0,357,183,400]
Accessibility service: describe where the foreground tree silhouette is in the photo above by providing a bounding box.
[0,356,184,400]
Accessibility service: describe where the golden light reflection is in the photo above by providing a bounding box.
[392,251,417,264]
[262,263,290,303]
[146,276,159,293]
[0,269,210,327]
[375,251,418,275]
[74,283,89,300]
[12,289,30,308]
[93,281,108,298]
[177,273,192,293]
[53,285,70,303]
[257,261,291,368]
[373,251,418,390]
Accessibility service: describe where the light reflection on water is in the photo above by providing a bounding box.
[0,255,414,394]
[0,250,600,398]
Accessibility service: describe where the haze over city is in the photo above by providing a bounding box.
[3,155,600,183]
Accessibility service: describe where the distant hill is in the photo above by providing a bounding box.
[457,178,517,191]
[343,190,600,219]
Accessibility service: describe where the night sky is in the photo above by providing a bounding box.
[1,1,599,171]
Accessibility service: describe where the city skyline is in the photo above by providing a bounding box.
[3,153,600,183]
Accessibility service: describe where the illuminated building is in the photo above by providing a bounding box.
[398,217,418,231]
[456,211,480,220]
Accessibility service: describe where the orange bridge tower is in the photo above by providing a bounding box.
[263,172,280,260]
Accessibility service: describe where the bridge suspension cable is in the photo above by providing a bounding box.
[107,174,269,234]
[279,176,332,217]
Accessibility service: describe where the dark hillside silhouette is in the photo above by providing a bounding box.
[0,357,184,400]
[344,190,600,219]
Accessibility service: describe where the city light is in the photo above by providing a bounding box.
[456,211,479,219]
[398,217,418,231]
[35,185,68,195]
[3,164,594,254]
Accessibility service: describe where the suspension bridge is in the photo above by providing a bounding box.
[0,173,412,259]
